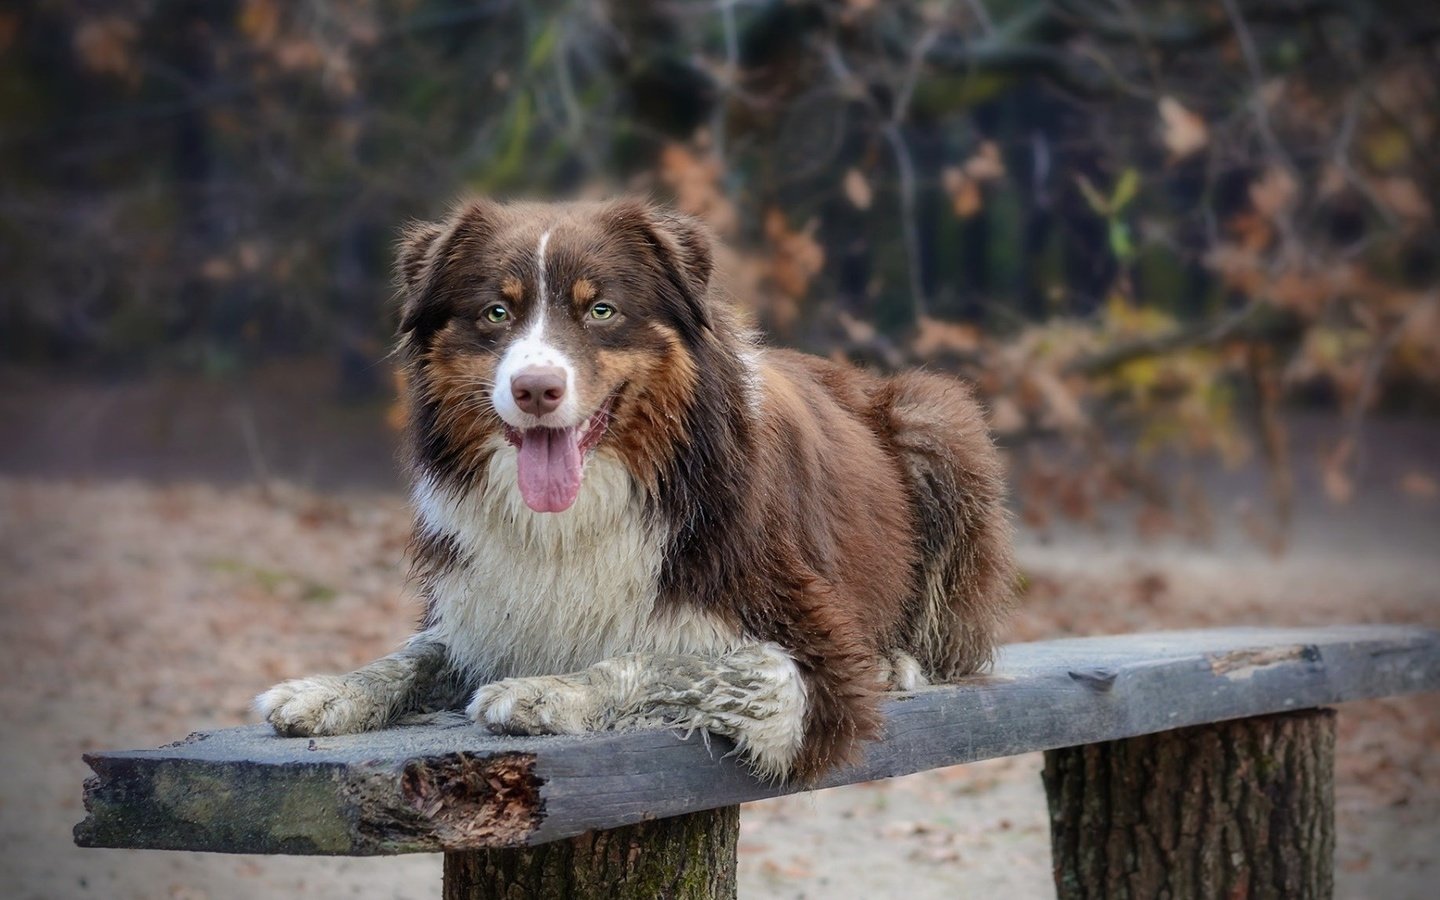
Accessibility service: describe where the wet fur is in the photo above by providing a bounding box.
[258,198,1015,781]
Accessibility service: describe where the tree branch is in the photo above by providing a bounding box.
[1064,304,1296,377]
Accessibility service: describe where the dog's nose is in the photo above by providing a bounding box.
[511,366,567,416]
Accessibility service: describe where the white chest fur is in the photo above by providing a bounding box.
[413,449,741,680]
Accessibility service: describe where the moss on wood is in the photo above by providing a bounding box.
[443,806,739,900]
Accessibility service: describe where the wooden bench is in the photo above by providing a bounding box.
[76,625,1440,899]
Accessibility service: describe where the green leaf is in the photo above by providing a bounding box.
[1109,219,1134,260]
[527,19,560,72]
[1111,168,1140,212]
[1076,175,1109,215]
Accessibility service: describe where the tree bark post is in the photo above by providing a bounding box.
[442,805,739,900]
[1043,709,1336,900]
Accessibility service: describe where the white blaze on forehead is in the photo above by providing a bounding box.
[492,229,581,428]
[532,230,547,324]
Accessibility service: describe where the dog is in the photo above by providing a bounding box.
[257,198,1015,781]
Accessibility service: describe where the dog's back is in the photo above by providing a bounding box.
[741,349,1013,675]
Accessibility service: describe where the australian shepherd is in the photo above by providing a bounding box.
[257,198,1015,781]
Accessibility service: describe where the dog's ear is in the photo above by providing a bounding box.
[395,199,502,339]
[606,199,716,337]
[395,219,448,339]
[397,221,444,298]
[642,207,715,301]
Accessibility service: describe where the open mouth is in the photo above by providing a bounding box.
[503,397,614,513]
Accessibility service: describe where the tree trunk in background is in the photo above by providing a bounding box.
[1043,709,1335,900]
[443,805,739,900]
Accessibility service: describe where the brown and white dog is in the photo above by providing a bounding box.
[257,198,1015,781]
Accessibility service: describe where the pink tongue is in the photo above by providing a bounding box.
[515,427,583,513]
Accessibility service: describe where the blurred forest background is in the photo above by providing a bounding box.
[4,0,1440,540]
[3,3,1440,897]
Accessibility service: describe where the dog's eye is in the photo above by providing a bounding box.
[589,302,616,321]
[482,304,510,324]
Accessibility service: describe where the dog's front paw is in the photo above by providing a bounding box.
[255,675,384,737]
[466,674,607,736]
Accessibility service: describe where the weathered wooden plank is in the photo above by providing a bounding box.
[75,625,1440,855]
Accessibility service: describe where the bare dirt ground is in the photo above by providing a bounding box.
[2,476,1436,899]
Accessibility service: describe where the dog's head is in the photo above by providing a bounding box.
[396,198,717,512]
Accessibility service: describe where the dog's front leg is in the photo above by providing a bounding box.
[257,639,454,737]
[468,644,807,779]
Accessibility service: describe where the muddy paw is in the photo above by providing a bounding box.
[254,675,382,737]
[466,675,604,735]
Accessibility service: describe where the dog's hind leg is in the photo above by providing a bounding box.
[256,639,460,737]
[875,648,928,691]
[470,644,808,780]
[881,371,1017,681]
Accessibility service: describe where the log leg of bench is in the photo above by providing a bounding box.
[1043,709,1335,900]
[442,805,739,900]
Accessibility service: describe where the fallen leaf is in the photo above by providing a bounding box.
[1369,176,1432,222]
[73,17,139,82]
[963,141,1006,181]
[909,844,961,864]
[200,257,235,281]
[1249,167,1298,222]
[1400,471,1438,500]
[1341,854,1372,873]
[879,819,929,838]
[764,208,825,300]
[914,316,981,358]
[1028,370,1086,431]
[943,168,983,218]
[659,144,739,236]
[240,0,282,45]
[1158,96,1208,160]
[759,858,813,879]
[843,168,873,210]
[987,396,1025,435]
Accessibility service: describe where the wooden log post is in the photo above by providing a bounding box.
[443,806,739,900]
[1043,709,1336,900]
